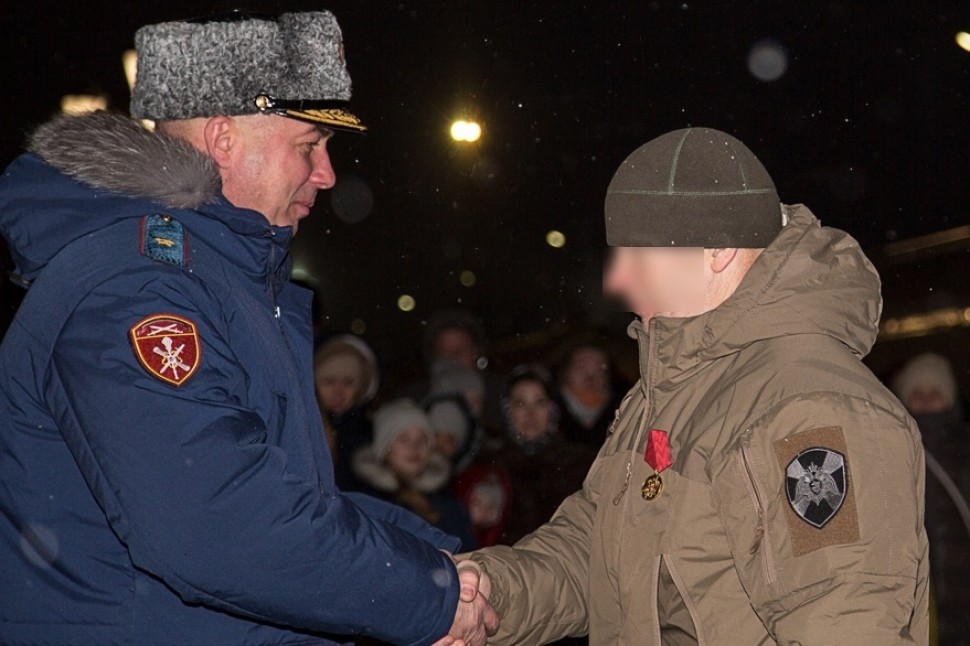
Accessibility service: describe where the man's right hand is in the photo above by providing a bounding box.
[432,560,499,646]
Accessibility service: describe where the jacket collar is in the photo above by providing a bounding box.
[629,205,882,389]
[193,193,293,291]
[4,111,293,289]
[28,111,221,211]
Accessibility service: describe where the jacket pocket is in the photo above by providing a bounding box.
[711,434,781,607]
[738,431,779,586]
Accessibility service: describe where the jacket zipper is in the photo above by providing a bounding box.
[738,438,777,585]
[266,232,283,322]
[614,321,657,505]
[612,414,648,506]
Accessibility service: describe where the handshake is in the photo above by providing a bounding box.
[433,556,500,646]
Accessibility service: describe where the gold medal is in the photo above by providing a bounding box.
[642,428,672,502]
[641,472,664,501]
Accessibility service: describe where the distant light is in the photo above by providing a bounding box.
[397,294,416,312]
[464,122,482,141]
[122,49,138,90]
[459,270,477,287]
[957,31,970,53]
[546,230,566,248]
[61,94,108,115]
[350,319,367,335]
[450,120,482,142]
[879,306,970,341]
[747,39,788,82]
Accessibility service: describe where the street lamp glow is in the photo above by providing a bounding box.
[546,230,566,248]
[450,120,482,142]
[957,31,970,53]
[463,121,481,141]
[397,294,416,312]
[61,94,108,115]
[122,49,138,90]
[459,270,477,287]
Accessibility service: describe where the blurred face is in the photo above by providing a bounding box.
[434,328,480,370]
[509,379,553,442]
[315,367,361,416]
[469,490,501,528]
[436,432,459,459]
[463,389,485,418]
[385,426,432,481]
[907,387,949,415]
[563,347,610,396]
[221,115,336,234]
[604,246,707,322]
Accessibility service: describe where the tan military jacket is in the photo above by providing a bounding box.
[472,206,929,645]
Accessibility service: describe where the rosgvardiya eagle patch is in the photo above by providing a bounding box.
[785,447,846,528]
[773,426,860,556]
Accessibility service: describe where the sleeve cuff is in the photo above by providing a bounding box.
[403,556,460,646]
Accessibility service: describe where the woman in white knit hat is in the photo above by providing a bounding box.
[352,399,476,550]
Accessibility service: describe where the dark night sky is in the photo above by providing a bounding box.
[2,1,968,380]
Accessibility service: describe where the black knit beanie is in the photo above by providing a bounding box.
[605,128,783,248]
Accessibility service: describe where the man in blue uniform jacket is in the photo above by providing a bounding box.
[0,10,497,646]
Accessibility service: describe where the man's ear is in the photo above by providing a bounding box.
[708,247,739,274]
[202,116,236,169]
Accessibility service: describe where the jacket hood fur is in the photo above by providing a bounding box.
[28,111,220,209]
[1,111,224,281]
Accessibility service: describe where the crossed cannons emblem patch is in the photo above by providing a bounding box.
[129,314,201,387]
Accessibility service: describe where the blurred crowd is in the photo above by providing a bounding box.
[314,309,626,562]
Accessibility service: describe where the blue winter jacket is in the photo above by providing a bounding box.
[0,112,461,645]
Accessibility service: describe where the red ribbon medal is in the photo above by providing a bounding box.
[642,429,672,501]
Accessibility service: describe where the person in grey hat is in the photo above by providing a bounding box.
[0,10,496,646]
[458,127,929,644]
[893,353,970,645]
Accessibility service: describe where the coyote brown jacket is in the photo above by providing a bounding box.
[471,205,929,645]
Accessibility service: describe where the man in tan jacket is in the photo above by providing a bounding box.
[464,128,929,644]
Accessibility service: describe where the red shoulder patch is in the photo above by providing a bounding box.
[129,314,201,387]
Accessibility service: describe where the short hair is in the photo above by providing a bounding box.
[423,308,487,363]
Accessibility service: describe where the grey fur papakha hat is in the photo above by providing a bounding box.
[131,10,365,132]
[605,128,782,248]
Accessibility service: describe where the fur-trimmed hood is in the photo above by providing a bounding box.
[0,111,282,283]
[29,111,220,210]
[352,446,452,495]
